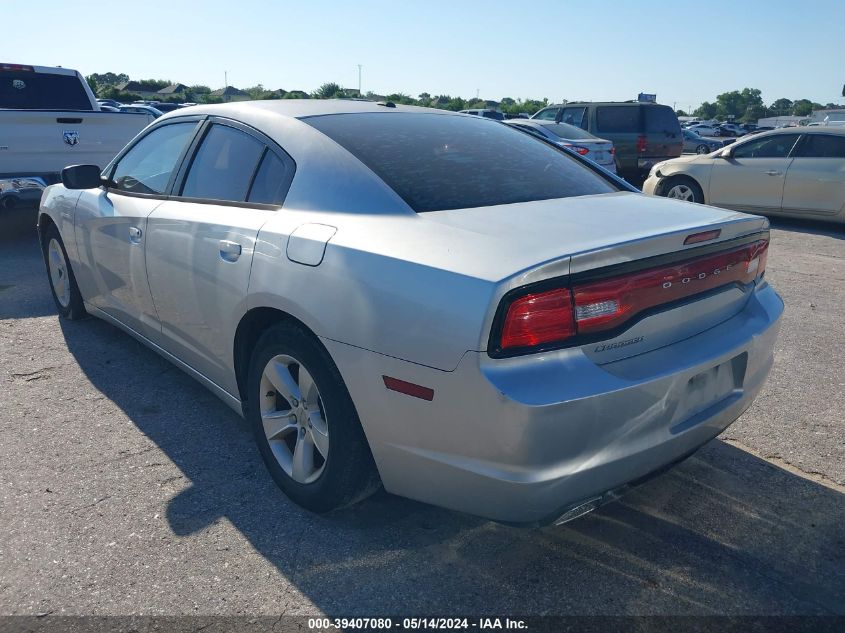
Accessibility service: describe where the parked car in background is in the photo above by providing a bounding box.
[150,102,181,113]
[458,108,504,120]
[98,105,120,112]
[119,104,163,118]
[0,63,154,196]
[96,98,123,109]
[683,128,723,154]
[38,100,781,525]
[687,123,721,137]
[643,127,845,222]
[505,119,617,172]
[531,101,682,184]
[718,123,746,137]
[0,177,44,209]
[740,123,757,133]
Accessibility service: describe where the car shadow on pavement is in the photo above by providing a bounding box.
[56,313,845,616]
[768,217,845,239]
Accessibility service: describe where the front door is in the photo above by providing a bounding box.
[708,133,801,213]
[72,121,200,339]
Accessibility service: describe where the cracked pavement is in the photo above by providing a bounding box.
[1,205,843,616]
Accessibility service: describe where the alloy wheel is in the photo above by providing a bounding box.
[259,354,329,484]
[666,184,695,201]
[47,238,71,308]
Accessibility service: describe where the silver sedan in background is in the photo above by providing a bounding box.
[39,101,782,525]
[505,119,618,172]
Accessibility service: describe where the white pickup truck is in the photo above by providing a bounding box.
[0,63,153,209]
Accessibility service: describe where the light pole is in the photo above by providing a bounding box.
[357,65,362,97]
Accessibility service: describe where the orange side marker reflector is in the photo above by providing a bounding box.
[382,376,434,401]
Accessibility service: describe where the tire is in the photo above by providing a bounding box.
[1,194,19,210]
[42,223,87,320]
[661,176,704,204]
[245,322,380,513]
[695,144,710,154]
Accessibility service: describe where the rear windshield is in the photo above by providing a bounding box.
[306,112,616,213]
[539,122,595,140]
[0,70,93,110]
[644,105,681,133]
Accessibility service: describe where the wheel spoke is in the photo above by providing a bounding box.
[292,432,315,482]
[309,424,329,459]
[298,367,317,408]
[262,411,296,441]
[265,360,301,404]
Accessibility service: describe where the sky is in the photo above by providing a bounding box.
[4,0,844,109]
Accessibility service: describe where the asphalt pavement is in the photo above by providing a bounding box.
[1,204,843,617]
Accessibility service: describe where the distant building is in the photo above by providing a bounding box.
[809,108,845,124]
[157,83,188,97]
[756,115,808,128]
[114,81,159,98]
[209,86,250,102]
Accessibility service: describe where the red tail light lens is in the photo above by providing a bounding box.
[493,239,768,354]
[572,240,768,334]
[636,135,648,154]
[562,144,590,155]
[609,147,616,155]
[500,288,576,350]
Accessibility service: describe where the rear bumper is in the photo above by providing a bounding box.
[326,282,783,524]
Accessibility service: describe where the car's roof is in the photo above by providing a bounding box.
[167,99,458,121]
[753,126,845,137]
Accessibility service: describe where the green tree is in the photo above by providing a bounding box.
[769,98,793,116]
[675,109,688,117]
[693,101,718,119]
[386,93,415,105]
[313,82,342,99]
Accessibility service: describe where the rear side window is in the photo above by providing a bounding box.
[306,112,616,213]
[247,151,294,204]
[112,122,198,195]
[543,122,594,140]
[182,125,265,202]
[797,134,845,158]
[560,107,587,129]
[644,106,681,133]
[0,70,92,110]
[596,106,641,133]
[732,134,801,159]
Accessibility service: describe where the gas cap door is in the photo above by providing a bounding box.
[286,223,338,266]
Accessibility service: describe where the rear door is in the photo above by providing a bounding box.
[73,119,201,339]
[594,105,640,173]
[708,133,801,213]
[643,105,682,158]
[144,119,295,393]
[781,133,845,216]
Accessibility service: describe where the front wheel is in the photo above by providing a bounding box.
[696,144,710,154]
[42,223,87,320]
[246,323,380,513]
[662,177,704,204]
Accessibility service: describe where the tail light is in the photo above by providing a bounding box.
[609,147,616,155]
[0,64,34,72]
[636,135,648,154]
[492,239,768,355]
[562,143,590,156]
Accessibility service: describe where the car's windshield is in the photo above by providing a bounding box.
[306,112,617,213]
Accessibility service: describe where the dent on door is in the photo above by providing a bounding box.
[286,223,338,266]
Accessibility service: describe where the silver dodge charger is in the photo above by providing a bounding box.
[38,100,783,525]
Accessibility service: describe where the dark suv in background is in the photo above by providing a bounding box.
[531,102,682,185]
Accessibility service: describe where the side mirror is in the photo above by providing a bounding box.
[717,147,733,159]
[61,164,104,189]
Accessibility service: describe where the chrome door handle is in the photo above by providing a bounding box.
[765,170,783,176]
[128,226,142,243]
[219,239,242,262]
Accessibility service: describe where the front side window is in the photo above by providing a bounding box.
[533,107,560,121]
[732,134,801,159]
[596,106,640,133]
[796,134,845,158]
[181,125,265,202]
[111,122,198,195]
[306,112,617,213]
